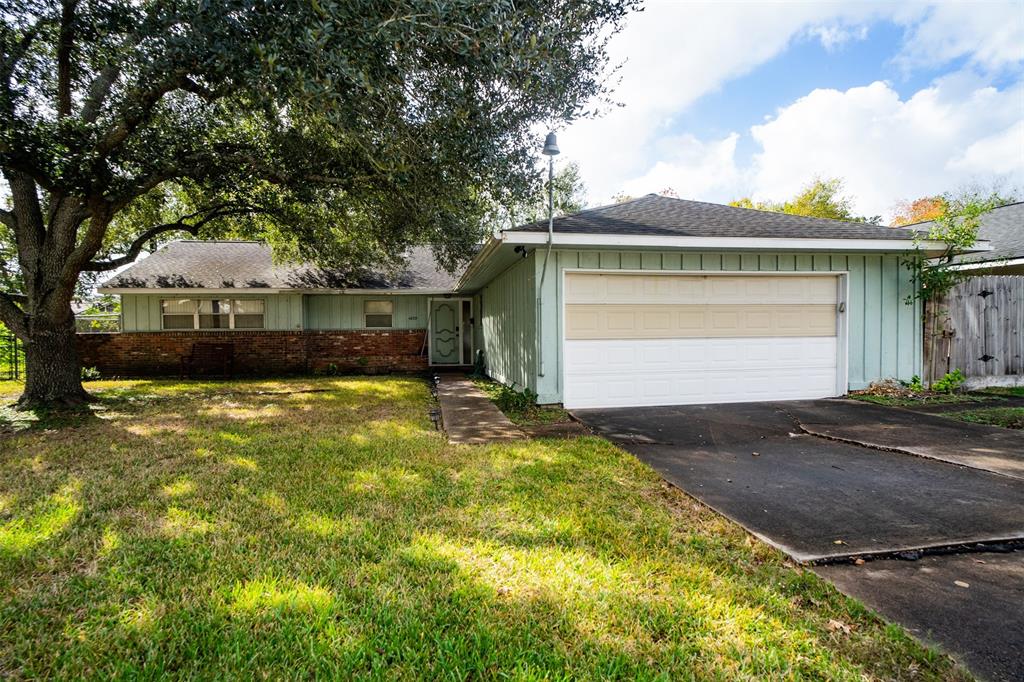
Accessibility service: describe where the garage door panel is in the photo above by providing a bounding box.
[564,337,839,408]
[565,273,837,305]
[566,304,836,339]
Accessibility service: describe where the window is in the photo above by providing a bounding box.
[161,299,196,329]
[233,299,265,328]
[364,300,393,328]
[160,299,265,330]
[198,299,230,329]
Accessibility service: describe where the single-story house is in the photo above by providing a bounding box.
[92,194,971,409]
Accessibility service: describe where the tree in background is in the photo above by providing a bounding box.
[890,197,946,226]
[730,177,881,223]
[504,161,588,227]
[0,0,637,407]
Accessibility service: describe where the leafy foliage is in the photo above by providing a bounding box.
[0,0,638,403]
[931,369,966,394]
[730,177,880,223]
[490,161,588,230]
[902,187,1015,304]
[890,197,945,226]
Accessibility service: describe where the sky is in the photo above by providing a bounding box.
[556,0,1024,222]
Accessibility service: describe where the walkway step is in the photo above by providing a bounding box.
[435,375,525,445]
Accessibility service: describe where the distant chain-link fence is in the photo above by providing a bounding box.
[75,314,121,333]
[0,333,23,381]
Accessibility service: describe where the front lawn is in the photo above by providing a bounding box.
[949,406,1024,430]
[0,377,966,679]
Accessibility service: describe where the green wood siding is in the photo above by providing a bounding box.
[479,252,537,392]
[303,294,428,330]
[120,293,303,331]
[531,249,921,404]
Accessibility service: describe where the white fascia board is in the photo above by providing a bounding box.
[500,231,964,253]
[946,257,1024,272]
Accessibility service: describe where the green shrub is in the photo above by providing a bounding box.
[932,369,966,394]
[900,375,924,393]
[494,385,538,414]
[81,366,101,381]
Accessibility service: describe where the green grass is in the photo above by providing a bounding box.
[979,386,1024,398]
[0,377,968,679]
[849,392,994,407]
[949,406,1024,429]
[472,378,572,426]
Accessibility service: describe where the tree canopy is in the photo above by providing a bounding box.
[0,0,637,405]
[729,177,880,224]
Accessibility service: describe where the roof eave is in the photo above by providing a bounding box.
[501,231,969,256]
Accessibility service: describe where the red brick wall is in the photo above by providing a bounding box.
[76,330,428,377]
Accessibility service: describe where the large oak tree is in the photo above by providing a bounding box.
[0,0,636,407]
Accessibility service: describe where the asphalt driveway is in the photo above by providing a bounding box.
[575,399,1024,681]
[576,400,1024,563]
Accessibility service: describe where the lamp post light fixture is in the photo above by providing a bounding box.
[536,131,560,380]
[541,132,560,236]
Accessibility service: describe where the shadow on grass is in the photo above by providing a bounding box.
[0,376,968,680]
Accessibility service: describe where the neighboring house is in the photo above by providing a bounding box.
[946,202,1023,275]
[920,202,1023,387]
[92,194,964,408]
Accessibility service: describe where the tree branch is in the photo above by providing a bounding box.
[0,290,27,339]
[82,205,264,272]
[0,207,15,230]
[57,0,80,118]
[81,63,121,123]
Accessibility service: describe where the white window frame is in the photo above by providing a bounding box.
[363,299,394,328]
[160,298,266,330]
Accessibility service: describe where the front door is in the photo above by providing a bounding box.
[430,300,461,365]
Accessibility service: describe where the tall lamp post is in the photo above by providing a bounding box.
[537,131,560,380]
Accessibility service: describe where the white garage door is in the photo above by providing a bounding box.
[563,272,841,409]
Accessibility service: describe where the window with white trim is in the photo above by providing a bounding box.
[364,300,393,328]
[160,299,265,330]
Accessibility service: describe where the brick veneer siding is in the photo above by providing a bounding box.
[76,330,428,377]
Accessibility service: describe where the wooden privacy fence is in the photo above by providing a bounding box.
[924,275,1023,385]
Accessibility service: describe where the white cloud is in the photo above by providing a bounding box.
[894,2,1024,72]
[747,76,1024,219]
[807,23,870,52]
[558,1,891,203]
[620,133,740,200]
[560,1,1023,209]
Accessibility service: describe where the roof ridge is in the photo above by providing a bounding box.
[505,193,661,231]
[654,194,914,231]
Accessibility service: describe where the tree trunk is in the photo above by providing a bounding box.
[18,312,90,409]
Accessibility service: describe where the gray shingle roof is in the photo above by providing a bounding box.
[939,202,1023,265]
[102,241,461,291]
[510,194,919,240]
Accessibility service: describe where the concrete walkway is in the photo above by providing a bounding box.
[435,374,525,445]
